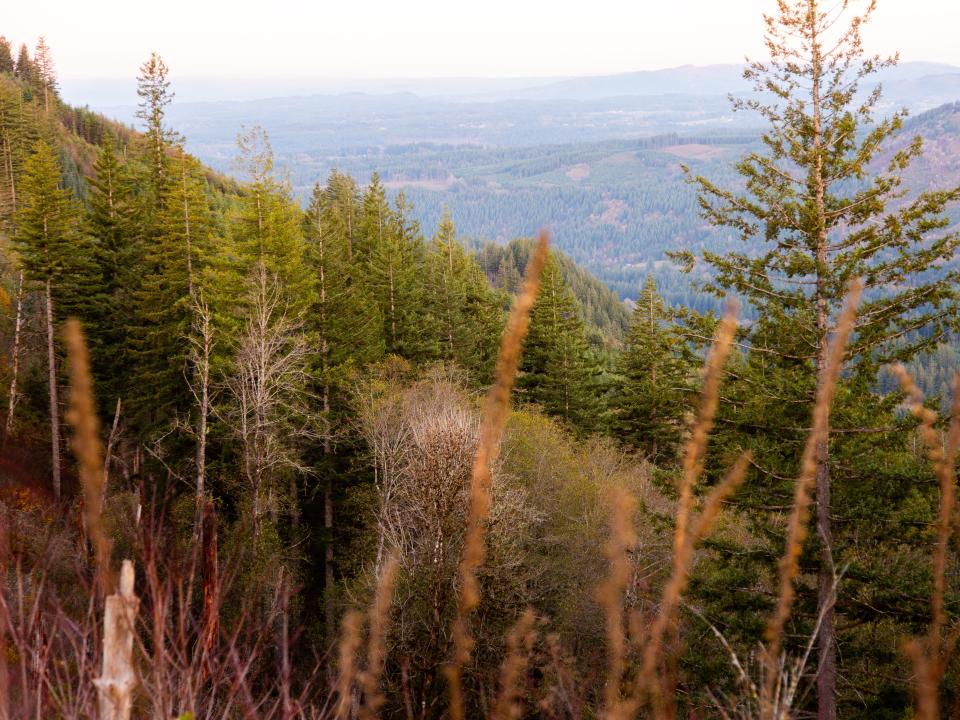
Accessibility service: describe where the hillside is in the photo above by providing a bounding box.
[8,7,960,719]
[86,64,960,302]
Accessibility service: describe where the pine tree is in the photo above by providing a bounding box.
[13,140,97,498]
[130,147,213,429]
[0,37,14,75]
[677,1,960,714]
[229,126,312,315]
[519,252,600,432]
[86,136,142,410]
[303,175,384,637]
[357,172,389,263]
[366,188,425,358]
[135,52,177,195]
[425,208,503,381]
[614,276,688,459]
[33,37,56,113]
[14,45,35,88]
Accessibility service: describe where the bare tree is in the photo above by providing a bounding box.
[221,264,315,546]
[3,269,24,447]
[188,291,214,506]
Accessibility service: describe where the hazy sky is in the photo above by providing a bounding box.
[7,0,960,81]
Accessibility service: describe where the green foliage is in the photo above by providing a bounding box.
[519,252,603,433]
[613,275,690,459]
[0,36,13,76]
[86,136,142,407]
[678,1,960,712]
[424,208,504,382]
[129,146,213,428]
[13,139,100,320]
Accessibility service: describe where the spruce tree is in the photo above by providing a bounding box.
[33,37,56,113]
[519,252,600,432]
[677,1,960,714]
[425,208,503,381]
[367,189,425,359]
[135,52,177,196]
[229,126,312,316]
[13,139,98,497]
[130,147,212,429]
[358,172,389,264]
[14,45,34,88]
[87,137,142,409]
[0,37,13,75]
[303,176,384,637]
[614,275,688,459]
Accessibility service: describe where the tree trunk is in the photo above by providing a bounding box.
[316,213,337,641]
[95,560,139,720]
[3,270,24,448]
[181,148,195,301]
[195,299,211,504]
[810,9,837,715]
[45,279,61,500]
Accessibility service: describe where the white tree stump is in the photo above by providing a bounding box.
[95,560,139,720]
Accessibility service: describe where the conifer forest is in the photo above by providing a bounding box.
[5,1,960,718]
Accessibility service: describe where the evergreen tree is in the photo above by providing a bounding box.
[357,171,389,263]
[303,176,384,636]
[367,188,425,358]
[677,1,960,714]
[14,45,35,88]
[130,146,213,429]
[13,140,98,497]
[135,52,177,195]
[614,275,688,459]
[519,252,600,432]
[86,136,142,409]
[33,37,56,113]
[0,37,14,75]
[228,126,312,317]
[425,208,503,382]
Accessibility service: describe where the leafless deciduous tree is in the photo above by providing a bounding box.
[221,264,316,546]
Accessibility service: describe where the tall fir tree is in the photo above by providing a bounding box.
[614,275,689,459]
[86,136,142,407]
[676,1,960,714]
[135,52,177,198]
[13,139,100,497]
[357,172,389,264]
[228,126,312,317]
[303,175,384,638]
[14,45,35,88]
[0,37,13,75]
[130,147,213,430]
[425,208,503,382]
[519,252,600,433]
[367,188,425,359]
[33,37,56,113]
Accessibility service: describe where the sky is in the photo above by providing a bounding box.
[6,0,960,83]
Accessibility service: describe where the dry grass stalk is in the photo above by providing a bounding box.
[445,229,550,720]
[761,279,863,716]
[94,559,139,720]
[63,319,113,597]
[359,552,400,720]
[634,303,738,716]
[893,366,960,720]
[597,487,638,720]
[639,451,751,718]
[489,609,537,720]
[335,609,364,720]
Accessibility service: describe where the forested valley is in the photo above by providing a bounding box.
[4,1,960,718]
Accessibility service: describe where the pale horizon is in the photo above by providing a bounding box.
[7,0,960,85]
